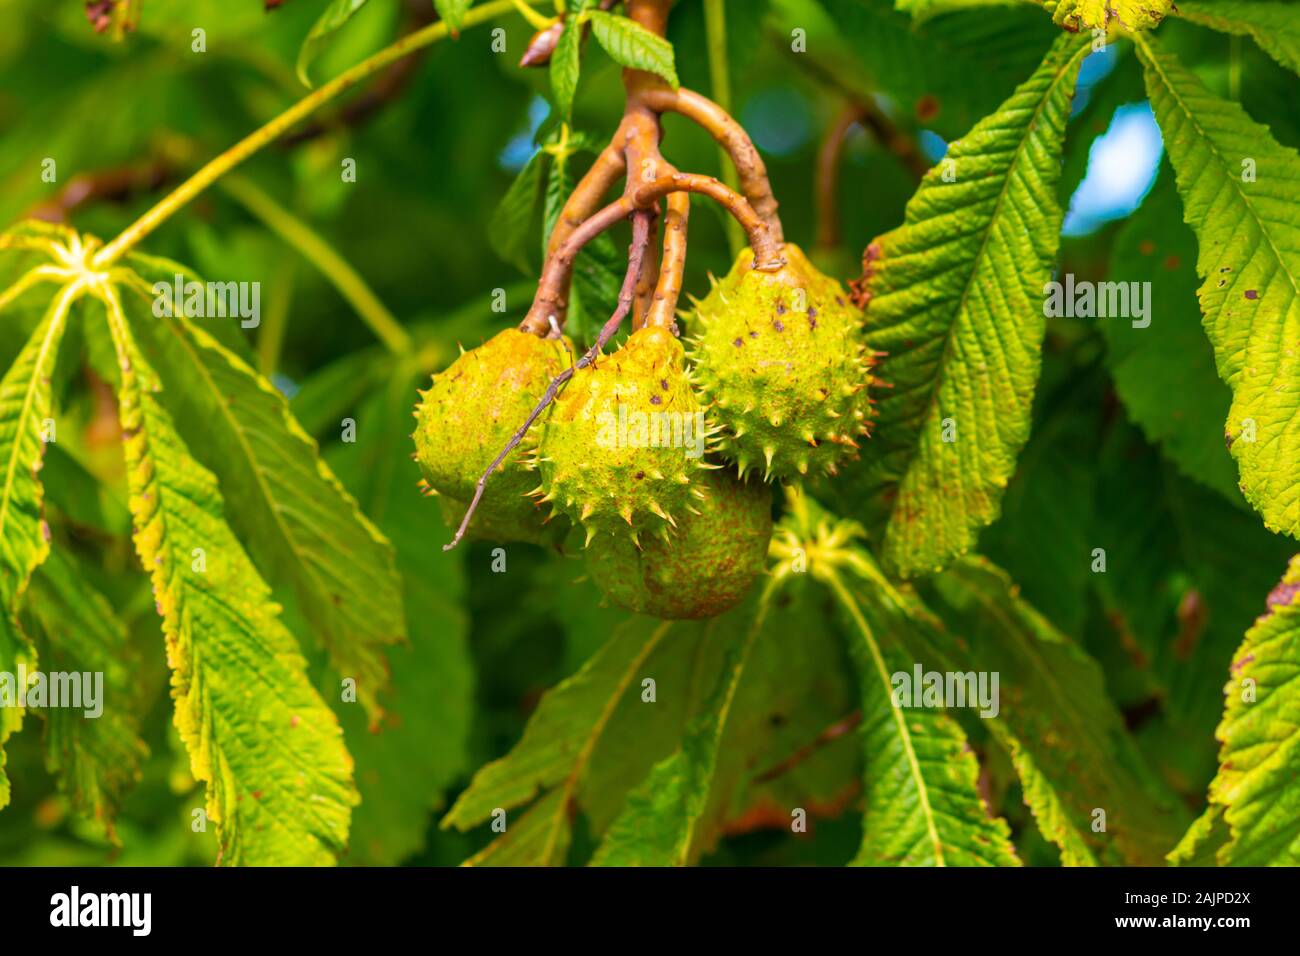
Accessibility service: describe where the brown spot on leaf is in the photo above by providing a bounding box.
[915,95,940,123]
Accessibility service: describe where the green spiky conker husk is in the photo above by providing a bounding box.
[536,325,710,546]
[687,243,874,480]
[413,328,570,546]
[585,468,773,619]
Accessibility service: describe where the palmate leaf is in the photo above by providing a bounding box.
[1178,1,1300,76]
[916,558,1190,864]
[443,616,734,865]
[0,227,85,808]
[589,582,779,867]
[848,33,1090,577]
[825,565,1020,866]
[98,283,357,866]
[1195,555,1300,864]
[584,567,860,865]
[1136,36,1300,542]
[115,256,405,723]
[0,278,81,609]
[27,549,148,838]
[1040,0,1172,31]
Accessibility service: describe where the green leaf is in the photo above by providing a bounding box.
[490,150,547,274]
[1102,169,1240,502]
[1088,421,1292,778]
[98,284,357,866]
[0,268,81,811]
[433,0,474,34]
[1201,555,1300,864]
[1136,36,1300,541]
[114,260,405,723]
[325,369,472,866]
[916,558,1190,864]
[820,562,1020,866]
[978,355,1104,637]
[1178,1,1300,76]
[296,0,371,88]
[443,616,731,864]
[0,279,80,609]
[849,34,1091,577]
[1168,804,1230,866]
[0,615,35,810]
[590,584,778,867]
[1040,0,1172,31]
[587,10,679,88]
[551,20,582,120]
[27,549,148,839]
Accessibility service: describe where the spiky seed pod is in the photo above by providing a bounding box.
[534,325,712,546]
[687,243,874,480]
[586,468,773,620]
[413,328,571,546]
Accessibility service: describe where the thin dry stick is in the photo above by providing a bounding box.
[639,86,783,244]
[445,211,653,550]
[645,190,689,331]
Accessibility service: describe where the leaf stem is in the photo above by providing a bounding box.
[703,0,745,257]
[509,0,555,31]
[218,174,410,355]
[92,0,544,268]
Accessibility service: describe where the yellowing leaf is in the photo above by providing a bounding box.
[1041,0,1172,31]
[1203,555,1300,864]
[28,549,148,838]
[116,257,405,723]
[99,283,357,866]
[1137,36,1300,541]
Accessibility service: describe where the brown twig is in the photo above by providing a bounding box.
[815,101,865,251]
[519,172,777,335]
[644,190,688,331]
[638,86,783,244]
[445,211,653,550]
[622,105,665,329]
